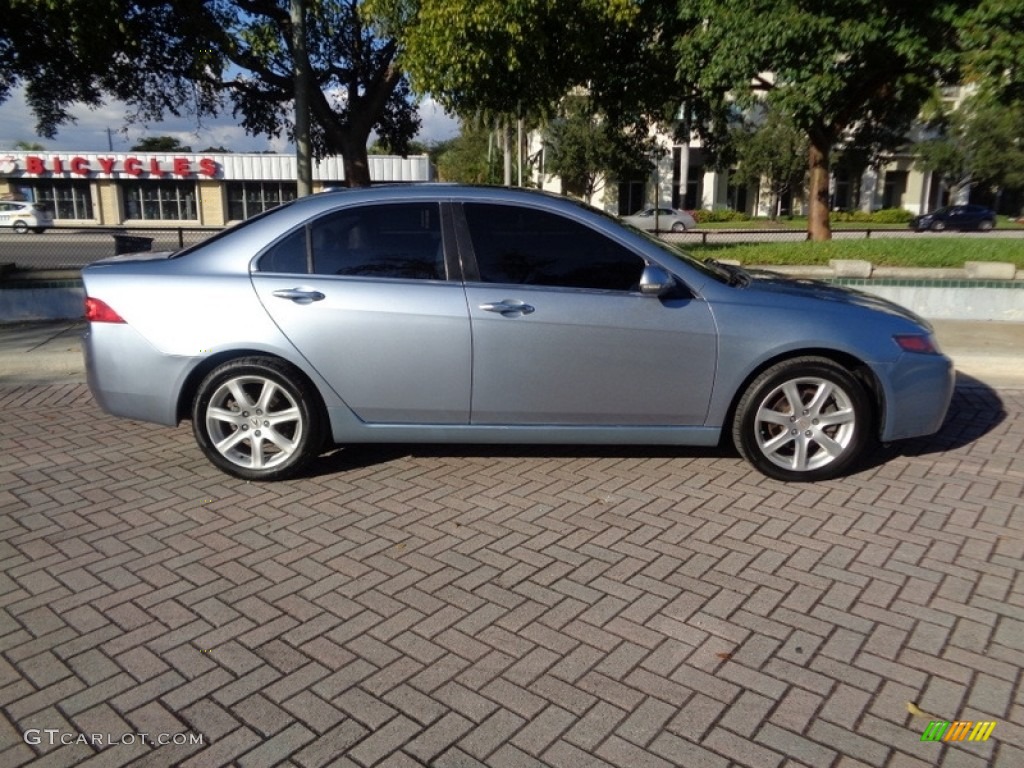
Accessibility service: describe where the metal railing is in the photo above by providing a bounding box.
[0,225,220,271]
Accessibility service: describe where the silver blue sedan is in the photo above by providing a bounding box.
[82,185,954,482]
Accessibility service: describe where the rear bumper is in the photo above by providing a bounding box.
[84,323,192,426]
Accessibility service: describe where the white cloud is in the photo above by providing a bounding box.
[0,88,459,153]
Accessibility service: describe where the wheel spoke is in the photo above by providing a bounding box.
[814,431,846,459]
[806,382,834,416]
[208,406,240,424]
[250,434,266,468]
[756,407,792,427]
[227,380,254,409]
[256,381,279,412]
[818,408,855,428]
[266,407,300,426]
[214,429,248,454]
[791,435,809,471]
[761,431,794,455]
[263,428,296,453]
[781,381,804,412]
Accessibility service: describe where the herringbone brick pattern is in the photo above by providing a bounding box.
[1,383,1022,767]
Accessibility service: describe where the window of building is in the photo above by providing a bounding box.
[463,203,645,292]
[227,181,298,221]
[25,180,94,220]
[122,181,198,221]
[684,164,704,210]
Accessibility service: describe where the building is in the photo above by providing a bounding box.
[0,151,433,227]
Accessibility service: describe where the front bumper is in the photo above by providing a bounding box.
[878,351,956,441]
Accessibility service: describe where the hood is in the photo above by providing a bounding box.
[745,269,929,327]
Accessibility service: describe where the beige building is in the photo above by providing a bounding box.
[0,151,432,227]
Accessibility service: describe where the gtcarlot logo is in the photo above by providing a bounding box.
[24,729,205,748]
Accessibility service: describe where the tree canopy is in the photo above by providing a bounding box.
[131,136,193,152]
[675,0,973,239]
[1,0,420,186]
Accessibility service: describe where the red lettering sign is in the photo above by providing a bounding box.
[148,158,163,177]
[26,156,45,174]
[173,158,191,177]
[98,157,116,175]
[52,157,63,174]
[123,157,142,176]
[70,156,90,176]
[198,158,218,177]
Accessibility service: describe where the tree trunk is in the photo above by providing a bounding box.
[808,136,832,241]
[343,140,373,187]
[290,0,312,197]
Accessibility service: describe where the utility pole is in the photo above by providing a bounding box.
[291,0,313,197]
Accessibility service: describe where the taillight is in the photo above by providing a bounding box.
[84,297,126,323]
[893,333,938,355]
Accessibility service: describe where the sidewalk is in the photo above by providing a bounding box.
[1,318,1022,389]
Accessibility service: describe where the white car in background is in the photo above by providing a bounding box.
[0,201,53,233]
[622,207,697,232]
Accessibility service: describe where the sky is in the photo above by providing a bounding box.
[0,87,460,154]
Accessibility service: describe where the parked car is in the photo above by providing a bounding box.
[82,186,954,483]
[622,207,697,232]
[910,205,996,232]
[0,200,53,233]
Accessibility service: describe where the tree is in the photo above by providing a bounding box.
[432,125,494,183]
[675,0,970,240]
[12,141,45,151]
[727,107,807,220]
[1,1,420,187]
[131,136,193,152]
[914,96,1024,207]
[377,0,682,178]
[543,96,654,203]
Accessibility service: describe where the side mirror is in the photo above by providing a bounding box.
[639,264,676,297]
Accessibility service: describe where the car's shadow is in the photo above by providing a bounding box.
[859,374,1006,470]
[302,375,1005,479]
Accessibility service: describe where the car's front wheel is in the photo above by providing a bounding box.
[733,357,872,482]
[13,221,28,234]
[192,357,325,480]
[930,220,946,232]
[978,220,994,232]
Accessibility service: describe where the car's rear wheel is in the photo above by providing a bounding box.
[671,221,686,232]
[733,357,871,482]
[978,220,994,232]
[192,357,324,480]
[13,221,28,234]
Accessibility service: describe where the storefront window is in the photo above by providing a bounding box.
[25,181,94,220]
[227,182,298,220]
[122,181,198,221]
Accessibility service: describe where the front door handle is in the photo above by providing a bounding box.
[272,288,325,304]
[480,299,535,317]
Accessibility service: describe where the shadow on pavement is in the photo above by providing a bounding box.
[304,379,1004,480]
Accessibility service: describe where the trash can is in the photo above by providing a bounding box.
[112,234,154,255]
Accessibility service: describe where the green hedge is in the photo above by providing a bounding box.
[691,208,752,223]
[829,208,914,224]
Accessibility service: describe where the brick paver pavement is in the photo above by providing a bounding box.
[1,382,1022,767]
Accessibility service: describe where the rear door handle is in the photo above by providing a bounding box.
[272,288,325,304]
[480,299,535,316]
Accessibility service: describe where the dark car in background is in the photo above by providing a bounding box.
[910,204,996,232]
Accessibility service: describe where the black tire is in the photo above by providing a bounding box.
[930,220,946,232]
[192,356,325,481]
[732,356,872,482]
[13,221,28,234]
[671,221,686,232]
[978,220,994,232]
